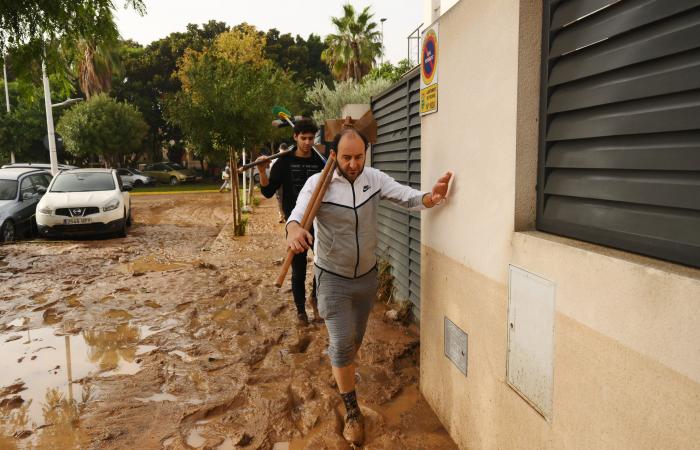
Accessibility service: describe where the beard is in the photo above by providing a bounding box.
[337,164,363,182]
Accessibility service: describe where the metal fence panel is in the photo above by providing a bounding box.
[371,67,423,308]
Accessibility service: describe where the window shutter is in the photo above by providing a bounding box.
[538,0,700,268]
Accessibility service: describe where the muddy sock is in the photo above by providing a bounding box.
[340,390,360,418]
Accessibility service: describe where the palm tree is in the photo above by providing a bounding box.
[67,12,122,99]
[75,37,120,99]
[322,4,382,82]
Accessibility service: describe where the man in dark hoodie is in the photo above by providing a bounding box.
[256,118,325,325]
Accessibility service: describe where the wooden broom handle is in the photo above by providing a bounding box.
[237,147,295,172]
[275,154,337,287]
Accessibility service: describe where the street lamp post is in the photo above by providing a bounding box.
[41,58,82,175]
[41,58,59,175]
[2,53,14,164]
[380,18,387,65]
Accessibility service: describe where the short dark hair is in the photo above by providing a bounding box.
[293,118,318,135]
[331,128,369,152]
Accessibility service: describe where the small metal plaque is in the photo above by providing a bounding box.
[444,317,468,375]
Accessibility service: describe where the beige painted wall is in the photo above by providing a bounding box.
[419,0,700,448]
[420,0,519,284]
[422,248,700,450]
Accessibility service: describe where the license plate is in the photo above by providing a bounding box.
[63,217,92,224]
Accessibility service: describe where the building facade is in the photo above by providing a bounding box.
[419,1,700,448]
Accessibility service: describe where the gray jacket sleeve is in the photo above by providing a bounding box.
[378,170,427,210]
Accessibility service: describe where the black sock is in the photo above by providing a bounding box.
[340,390,360,417]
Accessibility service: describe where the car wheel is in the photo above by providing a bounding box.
[117,212,128,238]
[1,220,16,243]
[134,179,143,187]
[126,210,132,227]
[169,176,179,185]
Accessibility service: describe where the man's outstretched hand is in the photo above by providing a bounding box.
[423,172,453,208]
[286,221,314,254]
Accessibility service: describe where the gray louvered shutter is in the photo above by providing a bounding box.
[371,67,422,309]
[538,0,700,268]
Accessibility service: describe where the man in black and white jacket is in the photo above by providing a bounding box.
[286,128,452,446]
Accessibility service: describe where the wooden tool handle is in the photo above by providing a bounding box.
[237,147,295,172]
[274,155,337,288]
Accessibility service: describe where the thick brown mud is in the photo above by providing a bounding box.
[0,193,456,449]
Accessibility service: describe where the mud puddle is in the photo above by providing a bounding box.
[0,323,156,447]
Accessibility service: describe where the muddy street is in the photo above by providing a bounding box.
[0,192,457,449]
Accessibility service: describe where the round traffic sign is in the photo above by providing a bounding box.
[421,29,438,85]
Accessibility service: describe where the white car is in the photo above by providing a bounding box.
[116,168,155,187]
[36,169,132,238]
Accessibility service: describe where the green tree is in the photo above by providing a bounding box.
[0,1,145,53]
[321,4,382,82]
[72,22,122,99]
[0,81,73,164]
[365,59,415,83]
[165,28,303,162]
[264,29,332,88]
[56,94,147,166]
[111,22,230,162]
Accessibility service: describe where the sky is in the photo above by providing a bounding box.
[114,0,424,65]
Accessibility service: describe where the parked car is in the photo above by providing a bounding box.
[0,168,52,242]
[36,169,132,238]
[116,168,155,187]
[141,162,201,185]
[1,162,79,171]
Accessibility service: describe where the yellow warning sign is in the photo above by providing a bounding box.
[420,84,438,115]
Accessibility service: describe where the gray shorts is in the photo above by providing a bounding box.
[314,266,377,368]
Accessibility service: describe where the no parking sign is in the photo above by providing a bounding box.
[420,23,439,115]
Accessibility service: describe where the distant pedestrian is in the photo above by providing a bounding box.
[219,164,231,192]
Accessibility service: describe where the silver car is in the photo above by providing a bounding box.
[117,168,155,187]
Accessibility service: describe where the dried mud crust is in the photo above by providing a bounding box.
[0,193,457,449]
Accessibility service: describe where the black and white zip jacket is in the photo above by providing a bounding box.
[287,167,426,279]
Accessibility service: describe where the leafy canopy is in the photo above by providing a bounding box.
[166,25,304,159]
[56,93,147,166]
[321,4,382,82]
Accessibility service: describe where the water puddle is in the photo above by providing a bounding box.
[378,384,421,427]
[212,309,234,323]
[65,294,82,308]
[105,309,133,321]
[135,392,177,403]
[31,292,50,305]
[0,323,153,445]
[120,256,189,274]
[186,428,207,448]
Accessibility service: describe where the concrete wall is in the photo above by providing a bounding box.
[419,1,700,449]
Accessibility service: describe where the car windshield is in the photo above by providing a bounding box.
[51,172,115,192]
[0,180,17,200]
[168,163,184,170]
[129,169,144,175]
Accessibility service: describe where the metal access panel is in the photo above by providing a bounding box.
[507,265,555,419]
[537,1,700,268]
[371,67,422,310]
[444,317,468,376]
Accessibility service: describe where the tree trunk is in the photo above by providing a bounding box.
[351,41,362,81]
